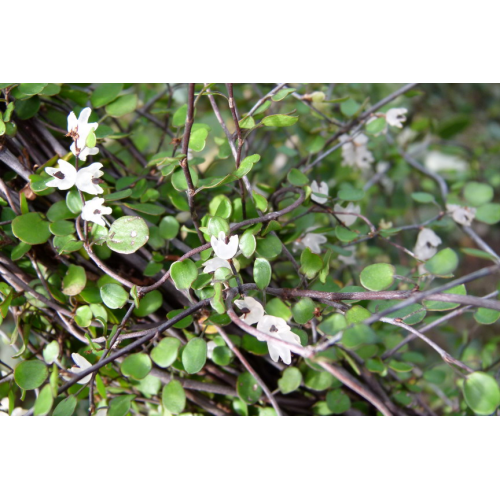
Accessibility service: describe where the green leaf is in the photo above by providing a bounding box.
[424,248,459,276]
[338,187,364,201]
[463,182,493,207]
[237,372,262,404]
[108,395,135,416]
[239,231,256,258]
[11,212,51,245]
[463,372,500,415]
[340,99,360,117]
[100,283,128,309]
[388,360,413,372]
[300,248,323,279]
[476,203,500,225]
[335,225,358,242]
[66,189,83,214]
[171,259,198,290]
[172,104,187,127]
[212,346,232,366]
[105,94,137,117]
[75,305,92,327]
[278,367,302,394]
[239,115,255,129]
[106,216,149,254]
[121,353,152,380]
[14,360,48,390]
[411,192,435,204]
[366,117,386,135]
[474,308,500,325]
[346,305,371,324]
[182,338,207,374]
[49,220,75,237]
[34,384,53,416]
[207,216,229,238]
[43,341,59,365]
[342,323,376,348]
[253,257,271,290]
[236,154,260,178]
[171,167,199,191]
[15,96,40,119]
[287,168,309,187]
[151,338,181,368]
[272,88,296,101]
[292,298,315,325]
[11,242,31,261]
[91,83,123,108]
[162,380,186,414]
[19,83,47,95]
[326,389,351,414]
[256,234,281,259]
[134,290,163,317]
[360,263,395,291]
[262,114,299,127]
[317,313,347,336]
[159,216,180,239]
[189,128,209,152]
[266,298,292,321]
[53,396,77,416]
[62,265,87,296]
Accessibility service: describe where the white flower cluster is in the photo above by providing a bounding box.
[235,296,301,365]
[446,203,476,226]
[339,133,374,170]
[45,108,111,227]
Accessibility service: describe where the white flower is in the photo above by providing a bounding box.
[68,108,99,161]
[234,296,265,325]
[339,133,374,170]
[211,231,238,260]
[376,161,394,194]
[207,341,218,359]
[81,197,112,227]
[256,315,302,365]
[311,180,329,204]
[68,353,92,384]
[45,160,77,190]
[425,151,467,173]
[76,163,105,195]
[385,108,408,128]
[338,245,356,266]
[446,204,476,226]
[202,257,232,274]
[300,232,327,254]
[334,202,361,227]
[413,228,442,261]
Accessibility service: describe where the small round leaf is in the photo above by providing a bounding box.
[14,360,48,390]
[360,263,395,291]
[106,216,149,254]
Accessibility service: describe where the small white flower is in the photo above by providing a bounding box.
[338,245,356,266]
[234,296,265,325]
[414,228,442,261]
[446,203,476,227]
[46,160,77,190]
[81,197,112,227]
[311,180,329,204]
[340,133,373,170]
[207,340,218,359]
[334,202,361,227]
[68,353,92,384]
[211,231,238,260]
[68,108,99,161]
[425,151,467,173]
[76,163,105,195]
[202,257,231,274]
[300,232,327,254]
[256,315,302,365]
[385,108,408,128]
